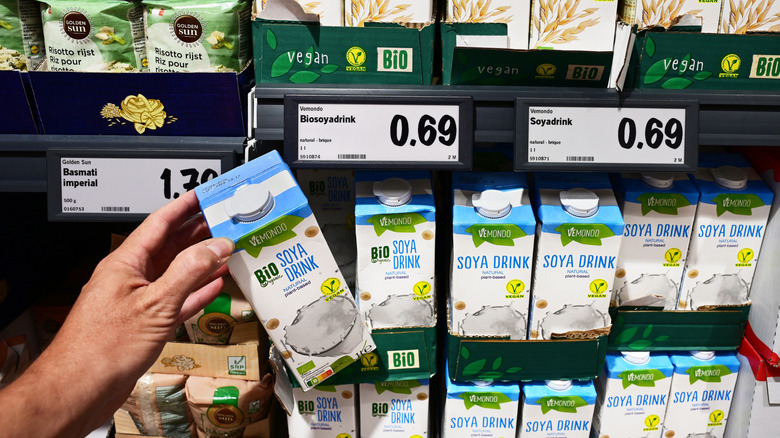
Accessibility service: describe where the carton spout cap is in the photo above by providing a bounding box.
[225,183,274,222]
[691,350,716,361]
[472,190,511,218]
[622,351,651,365]
[711,166,748,190]
[560,188,599,217]
[373,178,412,206]
[641,172,675,189]
[545,380,573,391]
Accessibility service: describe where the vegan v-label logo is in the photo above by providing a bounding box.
[346,46,367,72]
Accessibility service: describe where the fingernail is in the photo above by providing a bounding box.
[207,237,235,262]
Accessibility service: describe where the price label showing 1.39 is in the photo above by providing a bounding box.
[526,106,688,165]
[294,102,460,163]
[59,157,221,215]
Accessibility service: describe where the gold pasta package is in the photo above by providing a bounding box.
[38,0,147,71]
[530,0,619,51]
[122,373,195,437]
[0,0,45,70]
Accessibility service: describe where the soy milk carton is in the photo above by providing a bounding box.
[355,171,436,329]
[679,153,773,310]
[442,361,520,437]
[612,173,699,309]
[195,151,375,390]
[529,173,624,340]
[519,380,596,437]
[287,384,358,438]
[360,379,431,437]
[592,352,674,438]
[663,351,740,437]
[451,172,536,339]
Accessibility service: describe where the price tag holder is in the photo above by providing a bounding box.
[515,98,698,172]
[47,149,235,221]
[284,95,473,169]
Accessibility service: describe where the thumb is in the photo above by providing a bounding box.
[153,237,235,308]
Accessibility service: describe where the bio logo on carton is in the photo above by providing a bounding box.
[355,171,436,329]
[360,379,430,437]
[520,380,596,437]
[287,384,358,438]
[529,173,624,340]
[443,362,520,438]
[680,153,774,310]
[663,351,740,438]
[195,150,375,391]
[451,172,536,339]
[592,352,674,438]
[612,173,700,309]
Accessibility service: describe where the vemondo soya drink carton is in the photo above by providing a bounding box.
[195,150,375,391]
[529,172,624,340]
[450,171,536,339]
[519,379,597,437]
[679,153,773,310]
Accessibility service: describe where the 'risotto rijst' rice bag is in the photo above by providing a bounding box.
[0,0,45,70]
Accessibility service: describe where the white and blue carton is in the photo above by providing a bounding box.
[663,351,740,437]
[450,171,536,339]
[611,173,700,309]
[195,151,375,391]
[519,379,596,438]
[592,352,674,438]
[355,171,437,329]
[680,153,774,310]
[529,172,624,340]
[442,362,520,437]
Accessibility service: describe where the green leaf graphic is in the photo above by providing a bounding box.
[236,215,304,258]
[461,345,471,360]
[538,396,588,414]
[713,193,765,217]
[637,193,691,216]
[661,77,694,89]
[556,223,615,246]
[619,369,667,389]
[646,36,656,57]
[614,327,638,345]
[478,371,505,380]
[694,71,713,80]
[304,46,314,69]
[678,53,691,76]
[314,385,338,393]
[687,365,732,384]
[644,58,671,84]
[463,359,487,376]
[629,339,653,350]
[320,64,339,74]
[290,71,321,84]
[492,357,503,370]
[375,380,421,395]
[506,367,523,373]
[460,392,512,410]
[271,51,294,78]
[367,213,427,236]
[643,324,653,338]
[654,335,670,342]
[266,29,277,50]
[466,224,527,247]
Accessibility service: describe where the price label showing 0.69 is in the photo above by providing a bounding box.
[521,102,697,170]
[284,96,473,169]
[58,157,222,215]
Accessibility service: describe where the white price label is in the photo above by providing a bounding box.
[296,103,460,162]
[60,157,221,214]
[527,106,687,165]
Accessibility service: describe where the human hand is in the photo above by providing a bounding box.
[0,190,234,437]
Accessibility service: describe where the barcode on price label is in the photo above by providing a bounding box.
[566,156,595,162]
[101,206,130,212]
[338,154,367,160]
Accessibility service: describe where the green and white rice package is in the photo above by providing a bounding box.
[0,0,44,70]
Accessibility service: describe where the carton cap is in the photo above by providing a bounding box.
[621,351,650,365]
[711,166,748,189]
[472,189,511,218]
[641,173,675,189]
[373,178,412,206]
[545,380,573,391]
[691,350,716,361]
[225,183,274,222]
[560,188,599,217]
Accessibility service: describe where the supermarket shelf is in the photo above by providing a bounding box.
[251,84,780,158]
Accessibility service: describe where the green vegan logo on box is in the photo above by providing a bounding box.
[253,20,433,84]
[637,32,780,90]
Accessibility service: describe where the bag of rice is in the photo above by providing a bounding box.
[186,374,274,438]
[184,275,257,345]
[143,0,252,72]
[38,0,147,71]
[0,0,44,70]
[122,373,194,437]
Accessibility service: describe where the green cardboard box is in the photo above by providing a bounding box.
[633,31,780,90]
[441,23,613,87]
[253,20,435,85]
